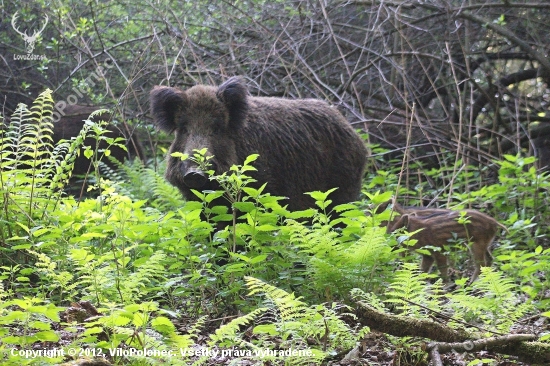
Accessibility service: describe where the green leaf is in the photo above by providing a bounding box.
[204,190,225,203]
[83,326,104,336]
[15,222,30,234]
[233,202,256,213]
[29,320,52,330]
[70,248,94,261]
[132,312,147,327]
[249,255,268,264]
[253,324,278,335]
[1,335,22,344]
[28,306,50,314]
[124,304,141,313]
[12,299,31,310]
[0,311,26,324]
[256,225,278,232]
[224,263,246,273]
[152,316,176,334]
[307,188,338,202]
[11,244,32,250]
[83,148,93,159]
[243,154,259,165]
[415,248,432,256]
[112,316,132,326]
[35,330,60,342]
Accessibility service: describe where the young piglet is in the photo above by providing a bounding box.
[387,209,507,284]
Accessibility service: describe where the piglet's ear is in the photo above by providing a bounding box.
[150,86,187,133]
[217,76,249,129]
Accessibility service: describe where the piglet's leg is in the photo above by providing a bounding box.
[420,254,435,273]
[432,252,450,282]
[468,240,493,284]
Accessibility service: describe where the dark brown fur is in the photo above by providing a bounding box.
[150,77,367,211]
[387,208,507,283]
[2,105,143,176]
[53,105,143,175]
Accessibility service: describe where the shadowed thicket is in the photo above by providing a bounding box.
[2,1,550,187]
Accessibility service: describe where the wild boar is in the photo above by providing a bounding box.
[150,76,367,212]
[375,199,450,228]
[53,105,143,175]
[387,208,507,283]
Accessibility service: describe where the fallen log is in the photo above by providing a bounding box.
[355,301,550,365]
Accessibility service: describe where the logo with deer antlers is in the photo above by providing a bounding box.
[11,12,49,54]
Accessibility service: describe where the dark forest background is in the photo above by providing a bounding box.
[3,0,550,173]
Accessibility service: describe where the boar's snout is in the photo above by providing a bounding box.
[183,168,208,189]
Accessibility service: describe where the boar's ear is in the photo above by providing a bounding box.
[217,76,249,129]
[150,86,187,133]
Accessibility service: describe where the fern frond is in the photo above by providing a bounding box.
[245,276,307,322]
[187,315,207,341]
[0,91,63,232]
[111,159,184,210]
[209,307,268,345]
[286,218,398,298]
[121,251,168,302]
[20,90,55,173]
[471,266,516,298]
[350,288,387,312]
[447,267,533,333]
[385,263,443,317]
[48,118,95,191]
[301,303,357,351]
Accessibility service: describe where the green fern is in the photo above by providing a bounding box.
[342,226,396,290]
[28,249,78,301]
[207,277,355,365]
[0,91,109,246]
[286,219,397,298]
[1,91,59,244]
[69,247,170,304]
[119,251,169,303]
[356,265,532,335]
[112,159,185,210]
[47,112,103,195]
[69,247,117,304]
[447,267,533,333]
[209,307,268,346]
[246,276,308,323]
[350,288,387,312]
[385,263,444,318]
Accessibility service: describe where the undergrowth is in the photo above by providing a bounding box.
[0,92,548,365]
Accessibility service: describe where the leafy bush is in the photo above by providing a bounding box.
[0,92,548,365]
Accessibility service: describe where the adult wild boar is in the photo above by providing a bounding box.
[2,104,143,176]
[150,76,367,211]
[54,105,143,175]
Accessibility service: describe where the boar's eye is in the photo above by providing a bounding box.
[177,126,188,135]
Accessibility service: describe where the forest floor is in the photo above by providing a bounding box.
[50,300,546,366]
